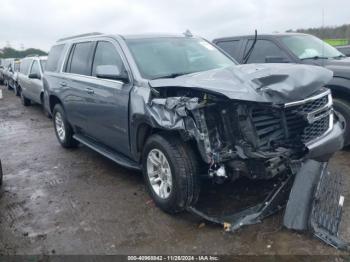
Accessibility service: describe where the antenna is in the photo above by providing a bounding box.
[183,29,193,37]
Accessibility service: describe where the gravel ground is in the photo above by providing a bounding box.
[0,85,349,255]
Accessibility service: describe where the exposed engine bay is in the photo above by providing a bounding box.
[149,86,334,183]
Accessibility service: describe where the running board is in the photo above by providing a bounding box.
[73,134,141,171]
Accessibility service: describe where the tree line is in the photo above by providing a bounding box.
[0,47,47,59]
[287,24,350,40]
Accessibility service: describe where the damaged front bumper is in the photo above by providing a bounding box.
[306,117,345,161]
[189,160,349,251]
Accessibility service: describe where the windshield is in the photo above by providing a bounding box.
[126,37,235,79]
[281,35,344,60]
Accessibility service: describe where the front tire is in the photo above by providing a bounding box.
[333,98,350,147]
[142,133,200,214]
[53,104,79,148]
[14,83,20,96]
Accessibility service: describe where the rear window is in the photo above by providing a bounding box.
[216,40,241,61]
[46,44,65,72]
[20,59,32,74]
[65,42,94,76]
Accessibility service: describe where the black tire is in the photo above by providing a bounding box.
[20,91,31,106]
[142,133,200,214]
[14,83,20,96]
[53,104,79,148]
[333,98,350,146]
[5,80,10,90]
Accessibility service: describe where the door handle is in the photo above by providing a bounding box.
[85,88,94,94]
[59,81,67,87]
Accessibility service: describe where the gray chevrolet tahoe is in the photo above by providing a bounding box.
[44,33,344,214]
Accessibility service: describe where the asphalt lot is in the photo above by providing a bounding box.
[0,84,349,255]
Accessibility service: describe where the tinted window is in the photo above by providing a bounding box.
[46,44,65,72]
[245,40,289,63]
[20,59,32,74]
[216,40,241,61]
[92,41,124,77]
[67,42,94,75]
[30,61,40,75]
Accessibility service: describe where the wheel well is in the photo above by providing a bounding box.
[136,123,197,156]
[327,85,350,102]
[49,95,62,113]
[136,124,157,154]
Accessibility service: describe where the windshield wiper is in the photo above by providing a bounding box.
[332,54,346,59]
[152,72,193,80]
[300,56,329,60]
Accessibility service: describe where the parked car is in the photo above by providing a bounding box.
[337,45,350,57]
[17,56,47,106]
[2,58,15,89]
[44,33,343,214]
[8,59,21,94]
[213,33,350,145]
[0,59,4,85]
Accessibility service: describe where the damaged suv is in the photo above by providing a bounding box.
[44,33,344,229]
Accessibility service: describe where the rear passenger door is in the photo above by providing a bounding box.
[87,40,132,156]
[63,41,95,133]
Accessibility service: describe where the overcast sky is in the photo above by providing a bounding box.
[0,0,349,51]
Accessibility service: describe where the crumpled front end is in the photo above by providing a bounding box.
[146,87,343,183]
[140,63,346,249]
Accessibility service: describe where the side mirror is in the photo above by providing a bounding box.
[28,73,41,80]
[265,56,289,63]
[96,65,128,82]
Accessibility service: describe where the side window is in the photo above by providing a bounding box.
[66,42,94,76]
[216,40,241,61]
[30,61,40,75]
[46,44,65,72]
[245,40,289,63]
[92,41,124,77]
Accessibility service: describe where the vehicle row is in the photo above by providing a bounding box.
[0,56,47,108]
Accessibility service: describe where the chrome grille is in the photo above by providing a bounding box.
[251,91,332,148]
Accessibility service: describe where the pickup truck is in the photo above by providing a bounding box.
[213,33,350,145]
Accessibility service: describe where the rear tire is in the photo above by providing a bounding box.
[20,91,31,106]
[142,133,200,214]
[333,98,350,147]
[53,104,79,148]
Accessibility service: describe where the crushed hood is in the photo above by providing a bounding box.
[149,64,333,104]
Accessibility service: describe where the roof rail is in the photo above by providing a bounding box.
[57,32,103,42]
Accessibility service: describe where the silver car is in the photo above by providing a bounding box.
[17,56,47,106]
